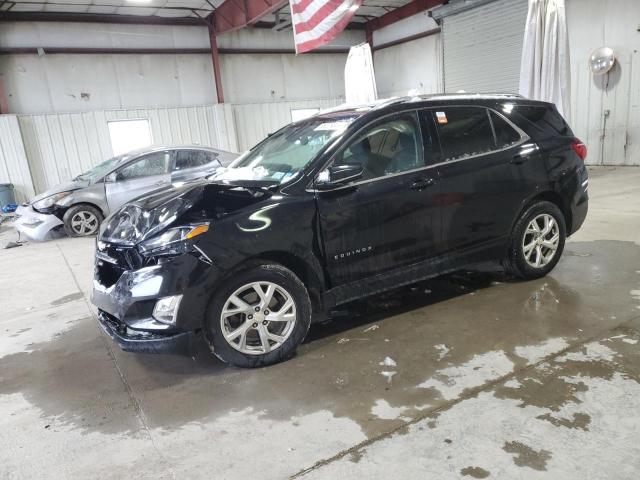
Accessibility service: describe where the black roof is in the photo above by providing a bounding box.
[316,93,551,121]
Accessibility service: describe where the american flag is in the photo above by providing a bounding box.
[290,0,363,54]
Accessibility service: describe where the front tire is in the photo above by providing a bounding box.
[507,200,566,279]
[63,204,103,237]
[206,263,312,368]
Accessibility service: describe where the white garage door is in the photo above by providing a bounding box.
[443,0,528,93]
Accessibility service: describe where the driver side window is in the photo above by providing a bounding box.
[117,151,170,181]
[334,112,424,182]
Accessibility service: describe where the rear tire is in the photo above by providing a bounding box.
[63,204,103,237]
[507,200,566,280]
[206,263,312,368]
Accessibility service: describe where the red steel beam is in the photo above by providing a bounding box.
[365,22,374,51]
[368,0,444,32]
[0,76,9,114]
[213,0,288,35]
[208,24,225,103]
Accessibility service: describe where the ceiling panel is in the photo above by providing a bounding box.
[0,0,416,21]
[1,1,221,17]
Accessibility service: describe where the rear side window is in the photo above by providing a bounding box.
[174,150,215,171]
[118,151,170,180]
[432,107,495,161]
[513,105,572,137]
[490,112,521,148]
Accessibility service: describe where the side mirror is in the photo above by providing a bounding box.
[104,172,118,183]
[316,164,364,191]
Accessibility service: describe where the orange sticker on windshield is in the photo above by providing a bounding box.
[436,111,448,124]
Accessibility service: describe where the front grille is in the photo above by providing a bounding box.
[96,261,125,288]
[95,243,140,288]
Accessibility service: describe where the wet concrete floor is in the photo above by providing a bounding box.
[1,166,639,479]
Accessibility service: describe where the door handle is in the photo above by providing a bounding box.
[510,155,526,165]
[410,177,437,190]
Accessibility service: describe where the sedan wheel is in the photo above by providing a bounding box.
[71,211,99,236]
[63,204,104,238]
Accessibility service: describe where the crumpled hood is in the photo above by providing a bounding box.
[126,178,209,211]
[100,178,276,245]
[127,177,278,210]
[29,179,90,204]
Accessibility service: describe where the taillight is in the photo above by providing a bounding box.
[571,140,587,161]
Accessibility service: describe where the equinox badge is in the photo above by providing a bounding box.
[334,246,373,260]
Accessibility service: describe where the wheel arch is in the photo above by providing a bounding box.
[66,201,106,218]
[514,190,571,234]
[227,251,327,315]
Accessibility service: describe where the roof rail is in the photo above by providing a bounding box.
[421,92,525,100]
[317,96,408,115]
[369,96,411,111]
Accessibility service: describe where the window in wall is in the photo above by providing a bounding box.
[335,112,424,181]
[432,107,495,161]
[490,112,522,149]
[117,152,170,181]
[108,119,152,156]
[291,108,320,122]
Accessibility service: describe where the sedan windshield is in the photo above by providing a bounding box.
[75,154,128,181]
[210,115,357,185]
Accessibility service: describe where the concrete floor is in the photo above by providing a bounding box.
[1,166,639,479]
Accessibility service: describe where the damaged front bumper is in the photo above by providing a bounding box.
[97,310,193,354]
[91,245,221,354]
[13,205,64,241]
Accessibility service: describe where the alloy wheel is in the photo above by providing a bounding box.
[220,281,297,355]
[522,213,560,268]
[71,211,99,236]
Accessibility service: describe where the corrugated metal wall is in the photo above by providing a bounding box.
[18,104,238,194]
[233,97,343,151]
[1,98,344,198]
[0,115,34,203]
[570,54,640,166]
[375,34,443,99]
[566,0,640,166]
[443,0,528,93]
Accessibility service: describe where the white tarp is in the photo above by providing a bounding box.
[344,43,378,105]
[519,0,571,123]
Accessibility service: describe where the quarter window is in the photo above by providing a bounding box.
[335,112,424,181]
[117,152,170,180]
[513,105,572,137]
[490,112,521,148]
[432,107,495,161]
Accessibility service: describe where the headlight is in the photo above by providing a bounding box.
[138,223,209,257]
[32,191,71,211]
[100,196,193,246]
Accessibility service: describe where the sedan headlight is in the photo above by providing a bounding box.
[138,223,210,257]
[32,191,71,211]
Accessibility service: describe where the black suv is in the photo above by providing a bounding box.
[92,94,588,367]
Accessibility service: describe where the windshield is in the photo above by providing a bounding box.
[209,115,357,185]
[75,154,127,181]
